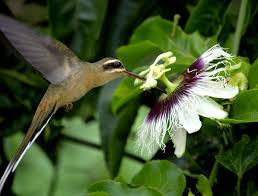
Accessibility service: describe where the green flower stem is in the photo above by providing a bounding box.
[160,75,177,94]
[183,170,200,178]
[237,174,242,196]
[233,0,248,55]
[171,14,180,37]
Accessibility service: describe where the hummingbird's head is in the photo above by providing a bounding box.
[98,58,145,81]
[90,58,145,88]
[102,58,125,73]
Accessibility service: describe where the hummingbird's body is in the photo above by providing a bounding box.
[0,15,144,193]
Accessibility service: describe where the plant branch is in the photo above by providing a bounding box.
[233,0,248,55]
[237,174,242,196]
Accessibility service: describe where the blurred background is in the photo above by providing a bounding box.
[0,0,258,195]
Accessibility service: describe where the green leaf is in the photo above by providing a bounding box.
[4,133,54,196]
[188,189,195,196]
[132,160,186,196]
[117,157,144,185]
[88,180,162,196]
[248,57,258,89]
[48,0,108,60]
[61,117,100,144]
[111,77,142,114]
[88,192,111,196]
[130,16,216,63]
[216,135,258,176]
[54,118,109,196]
[184,0,231,36]
[53,141,109,196]
[230,89,258,122]
[117,40,164,70]
[196,175,212,196]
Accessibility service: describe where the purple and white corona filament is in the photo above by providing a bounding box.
[137,45,239,158]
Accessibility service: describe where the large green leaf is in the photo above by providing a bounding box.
[53,117,109,196]
[88,180,161,196]
[196,175,212,196]
[117,40,164,70]
[132,160,186,196]
[130,16,216,63]
[61,117,100,143]
[4,133,54,196]
[219,89,258,124]
[48,0,108,60]
[184,0,231,36]
[216,135,258,176]
[88,192,110,196]
[230,89,258,122]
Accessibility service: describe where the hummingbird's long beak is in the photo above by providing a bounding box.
[123,69,145,81]
[123,69,167,94]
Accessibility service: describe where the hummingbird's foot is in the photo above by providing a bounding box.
[64,103,73,112]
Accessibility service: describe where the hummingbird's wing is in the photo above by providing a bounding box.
[0,14,79,84]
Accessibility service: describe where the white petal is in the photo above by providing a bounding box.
[171,128,187,158]
[178,104,201,134]
[137,115,167,155]
[196,96,228,119]
[192,80,239,99]
[201,44,232,65]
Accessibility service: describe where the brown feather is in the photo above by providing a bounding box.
[0,93,57,192]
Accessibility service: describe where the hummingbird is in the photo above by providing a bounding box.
[0,14,144,193]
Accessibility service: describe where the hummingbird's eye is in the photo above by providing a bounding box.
[112,61,122,68]
[103,60,123,70]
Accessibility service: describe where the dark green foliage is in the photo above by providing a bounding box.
[185,0,231,36]
[0,0,258,196]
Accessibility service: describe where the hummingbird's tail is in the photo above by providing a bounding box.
[0,95,57,194]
